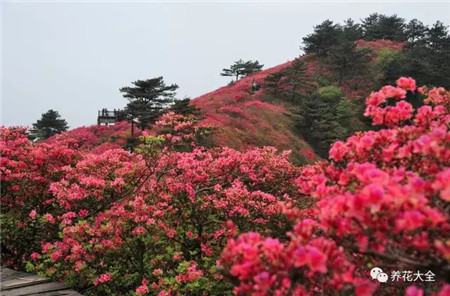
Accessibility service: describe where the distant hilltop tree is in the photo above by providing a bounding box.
[221,59,263,81]
[362,13,407,41]
[302,20,345,57]
[120,76,178,129]
[301,14,450,88]
[29,109,68,140]
[302,19,364,57]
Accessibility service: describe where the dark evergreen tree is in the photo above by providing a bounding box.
[342,18,363,41]
[264,59,315,102]
[325,41,372,84]
[297,86,359,158]
[377,49,408,86]
[362,13,407,41]
[221,59,264,81]
[424,21,450,87]
[120,77,178,129]
[302,18,369,85]
[170,98,201,116]
[30,109,68,140]
[382,21,450,88]
[405,19,428,45]
[302,20,341,57]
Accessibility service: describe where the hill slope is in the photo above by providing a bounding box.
[192,61,318,163]
[47,40,405,163]
[191,40,404,163]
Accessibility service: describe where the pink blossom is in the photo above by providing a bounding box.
[135,278,149,295]
[30,252,40,261]
[43,213,56,224]
[396,77,416,92]
[395,211,426,231]
[94,273,111,285]
[50,250,62,262]
[29,209,37,220]
[380,85,407,99]
[329,141,348,161]
[293,245,327,273]
[436,284,450,296]
[405,285,423,296]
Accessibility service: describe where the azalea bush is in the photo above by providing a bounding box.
[32,146,301,295]
[2,112,301,295]
[1,78,449,296]
[0,127,80,267]
[220,78,450,295]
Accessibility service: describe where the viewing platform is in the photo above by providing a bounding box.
[97,108,121,126]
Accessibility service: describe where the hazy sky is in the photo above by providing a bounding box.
[2,1,450,128]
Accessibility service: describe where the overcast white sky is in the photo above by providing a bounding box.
[2,1,450,128]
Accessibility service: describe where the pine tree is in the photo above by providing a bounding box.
[30,109,68,140]
[264,59,315,102]
[297,86,358,158]
[221,59,263,81]
[342,18,363,41]
[302,18,370,85]
[362,14,407,41]
[325,41,372,84]
[383,20,450,88]
[120,77,178,129]
[170,98,201,116]
[405,19,428,45]
[302,20,341,57]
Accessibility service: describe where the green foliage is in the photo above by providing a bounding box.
[170,98,201,116]
[303,15,450,89]
[1,212,59,269]
[120,77,178,129]
[264,59,315,102]
[296,86,362,158]
[220,59,263,81]
[302,19,371,84]
[404,21,450,88]
[376,49,407,86]
[405,19,428,45]
[194,126,214,148]
[303,19,363,57]
[362,13,407,41]
[325,41,372,84]
[378,21,450,88]
[302,20,343,57]
[29,109,68,140]
[317,85,343,102]
[135,135,166,157]
[326,41,371,84]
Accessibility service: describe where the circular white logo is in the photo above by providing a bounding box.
[377,272,389,283]
[370,267,388,283]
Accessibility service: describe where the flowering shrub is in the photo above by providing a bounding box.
[0,127,79,267]
[1,78,449,295]
[220,78,450,295]
[32,146,301,295]
[151,111,214,151]
[45,121,134,151]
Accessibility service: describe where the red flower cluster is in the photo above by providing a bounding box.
[1,77,449,295]
[32,143,300,294]
[220,78,450,295]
